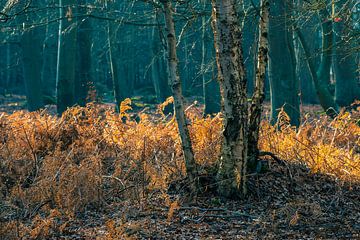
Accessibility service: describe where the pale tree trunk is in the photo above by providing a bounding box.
[161,0,198,191]
[248,0,270,171]
[211,0,248,198]
[201,0,207,114]
[56,0,77,114]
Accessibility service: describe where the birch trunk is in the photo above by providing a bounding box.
[248,0,270,171]
[211,0,248,198]
[161,0,198,191]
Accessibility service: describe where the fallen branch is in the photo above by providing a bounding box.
[259,151,286,165]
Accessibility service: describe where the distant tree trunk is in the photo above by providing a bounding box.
[161,0,198,191]
[294,24,318,105]
[201,0,221,115]
[107,23,122,110]
[333,0,360,107]
[56,0,77,114]
[296,8,338,117]
[19,0,45,111]
[242,0,259,96]
[41,0,57,103]
[248,0,270,171]
[211,0,248,198]
[5,43,11,94]
[151,11,170,102]
[76,0,92,106]
[268,0,300,126]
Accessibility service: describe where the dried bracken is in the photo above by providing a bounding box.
[0,100,359,239]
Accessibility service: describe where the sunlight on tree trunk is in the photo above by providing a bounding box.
[161,0,198,192]
[211,0,248,198]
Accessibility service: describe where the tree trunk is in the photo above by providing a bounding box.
[107,22,122,110]
[333,0,360,107]
[151,11,170,102]
[161,0,198,191]
[268,0,300,126]
[56,0,77,114]
[211,0,248,198]
[19,0,45,111]
[201,0,221,115]
[296,8,338,117]
[248,0,270,171]
[41,0,57,103]
[76,0,92,106]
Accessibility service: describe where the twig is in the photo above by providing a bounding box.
[102,175,125,188]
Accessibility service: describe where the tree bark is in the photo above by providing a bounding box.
[211,0,248,198]
[151,10,170,102]
[19,0,45,111]
[201,0,221,115]
[333,0,360,107]
[248,0,270,171]
[268,0,300,126]
[296,7,339,117]
[56,0,77,114]
[41,0,57,103]
[161,0,198,191]
[76,0,92,106]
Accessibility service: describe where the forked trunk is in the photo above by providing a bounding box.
[211,0,248,198]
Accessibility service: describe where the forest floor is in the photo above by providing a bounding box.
[0,95,359,239]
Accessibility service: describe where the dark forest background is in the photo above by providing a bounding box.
[0,0,358,124]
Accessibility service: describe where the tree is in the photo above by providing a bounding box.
[211,0,249,198]
[268,0,300,126]
[18,0,45,111]
[333,0,360,107]
[56,0,77,114]
[41,0,58,103]
[248,0,270,171]
[76,0,92,106]
[161,0,198,191]
[201,0,221,115]
[150,10,170,103]
[296,4,338,117]
[106,1,135,111]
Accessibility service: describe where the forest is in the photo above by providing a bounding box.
[0,0,359,239]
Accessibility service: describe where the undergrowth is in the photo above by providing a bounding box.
[0,99,359,239]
